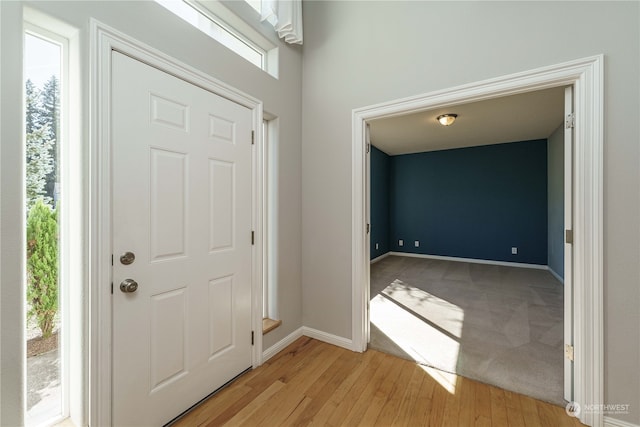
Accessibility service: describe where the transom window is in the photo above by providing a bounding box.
[156,0,278,77]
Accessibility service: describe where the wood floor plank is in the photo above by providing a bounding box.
[489,386,509,427]
[306,349,377,426]
[407,366,436,426]
[242,341,342,427]
[474,381,492,426]
[337,353,397,425]
[426,378,448,427]
[440,376,462,426]
[504,389,526,426]
[372,356,418,426]
[356,355,405,426]
[324,350,386,426]
[223,380,285,426]
[172,339,586,427]
[519,394,543,427]
[457,377,477,427]
[289,349,362,426]
[392,363,426,426]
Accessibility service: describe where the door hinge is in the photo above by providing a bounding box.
[565,229,574,244]
[366,223,370,234]
[251,231,255,245]
[251,331,255,345]
[111,282,113,294]
[251,130,255,145]
[111,254,114,266]
[366,143,371,153]
[565,344,574,361]
[565,113,575,129]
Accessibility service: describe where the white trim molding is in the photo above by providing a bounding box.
[604,416,640,427]
[262,327,304,362]
[301,327,354,351]
[352,55,604,427]
[370,252,390,264]
[548,266,565,285]
[90,20,264,426]
[262,326,355,363]
[387,251,549,270]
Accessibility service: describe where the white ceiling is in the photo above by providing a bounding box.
[368,86,566,156]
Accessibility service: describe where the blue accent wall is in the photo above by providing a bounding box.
[370,146,390,259]
[389,140,548,264]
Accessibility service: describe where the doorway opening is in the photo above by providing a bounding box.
[365,87,568,403]
[351,56,603,427]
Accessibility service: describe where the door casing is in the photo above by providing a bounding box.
[90,20,265,427]
[352,56,604,427]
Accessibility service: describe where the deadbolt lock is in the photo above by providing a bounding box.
[120,251,136,265]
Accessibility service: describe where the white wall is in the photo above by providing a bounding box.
[0,1,302,423]
[301,1,639,425]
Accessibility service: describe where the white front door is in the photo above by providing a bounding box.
[111,51,254,426]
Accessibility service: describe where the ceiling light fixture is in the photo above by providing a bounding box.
[437,114,458,126]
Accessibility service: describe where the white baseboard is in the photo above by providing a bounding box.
[370,252,390,264]
[547,266,565,284]
[261,327,303,362]
[301,327,355,351]
[388,251,548,270]
[605,416,640,427]
[262,326,356,363]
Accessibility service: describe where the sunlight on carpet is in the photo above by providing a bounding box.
[370,279,464,388]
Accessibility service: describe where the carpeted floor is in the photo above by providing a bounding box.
[369,255,565,405]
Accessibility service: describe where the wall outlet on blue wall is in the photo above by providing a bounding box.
[512,247,518,255]
[414,240,420,247]
[399,239,404,247]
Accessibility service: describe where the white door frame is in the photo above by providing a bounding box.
[352,55,603,427]
[89,20,265,426]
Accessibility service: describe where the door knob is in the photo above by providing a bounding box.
[120,279,138,293]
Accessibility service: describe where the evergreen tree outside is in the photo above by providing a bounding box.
[25,76,58,338]
[25,79,40,135]
[26,123,54,209]
[41,76,59,201]
[26,200,58,339]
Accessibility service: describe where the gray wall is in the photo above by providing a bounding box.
[1,1,302,423]
[301,1,639,424]
[548,125,564,279]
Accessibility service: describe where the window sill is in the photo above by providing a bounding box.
[262,318,282,335]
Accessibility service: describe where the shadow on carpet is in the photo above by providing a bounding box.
[369,256,566,406]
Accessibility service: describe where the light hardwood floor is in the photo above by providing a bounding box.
[172,337,585,427]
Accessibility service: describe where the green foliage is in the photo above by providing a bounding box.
[25,76,58,208]
[41,76,60,198]
[26,124,54,209]
[26,200,59,338]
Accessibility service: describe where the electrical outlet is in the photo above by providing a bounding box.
[375,243,379,250]
[511,247,518,255]
[399,239,404,247]
[414,240,420,247]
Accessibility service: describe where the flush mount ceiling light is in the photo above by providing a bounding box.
[436,114,458,126]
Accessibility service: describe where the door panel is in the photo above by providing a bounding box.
[111,51,253,426]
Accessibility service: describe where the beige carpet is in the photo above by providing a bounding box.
[369,255,565,405]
